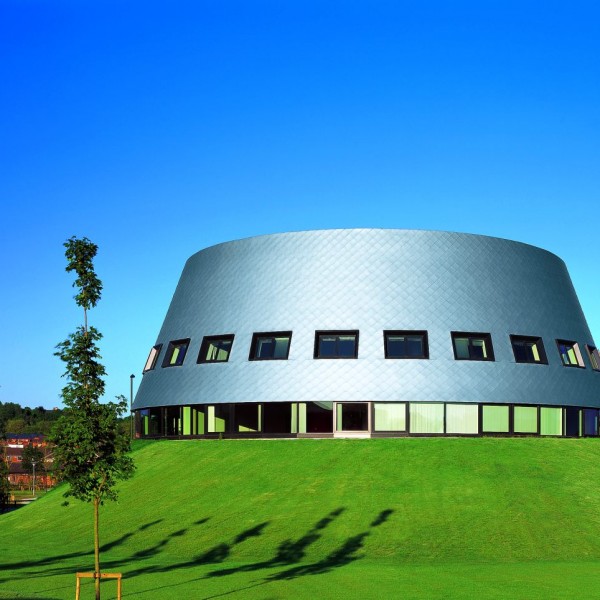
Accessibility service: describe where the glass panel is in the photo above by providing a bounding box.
[298,403,306,433]
[471,339,487,359]
[482,405,509,433]
[170,347,180,365]
[235,404,260,432]
[256,338,274,358]
[306,402,333,432]
[409,403,444,434]
[337,336,357,357]
[263,403,294,433]
[454,338,470,359]
[386,335,406,357]
[144,345,161,371]
[165,406,182,435]
[337,403,368,431]
[565,407,580,437]
[273,337,290,358]
[406,336,424,357]
[319,336,337,357]
[584,409,598,436]
[540,407,562,436]
[514,406,538,433]
[588,346,600,371]
[208,405,228,433]
[182,406,191,436]
[374,403,406,431]
[446,404,478,434]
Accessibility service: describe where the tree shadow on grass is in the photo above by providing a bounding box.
[0,517,170,584]
[205,508,345,578]
[268,509,394,581]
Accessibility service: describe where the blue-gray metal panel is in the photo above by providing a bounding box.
[133,229,600,410]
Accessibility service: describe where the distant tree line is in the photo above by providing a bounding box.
[0,402,64,436]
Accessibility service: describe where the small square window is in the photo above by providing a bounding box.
[510,335,548,364]
[586,345,600,371]
[198,335,234,363]
[162,339,190,367]
[556,339,585,368]
[451,332,495,361]
[143,344,162,372]
[384,330,429,359]
[249,332,292,360]
[314,331,359,359]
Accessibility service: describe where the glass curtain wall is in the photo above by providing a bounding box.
[335,403,369,431]
[409,403,444,434]
[373,403,406,432]
[446,404,478,434]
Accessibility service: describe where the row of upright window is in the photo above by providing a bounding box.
[136,402,600,438]
[144,330,600,372]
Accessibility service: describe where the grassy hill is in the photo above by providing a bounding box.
[2,438,600,599]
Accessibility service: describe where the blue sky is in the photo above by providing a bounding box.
[1,1,598,409]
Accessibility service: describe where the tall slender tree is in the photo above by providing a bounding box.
[51,237,134,600]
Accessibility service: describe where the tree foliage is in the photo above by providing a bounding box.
[0,403,62,436]
[0,454,9,513]
[21,444,45,475]
[50,237,134,599]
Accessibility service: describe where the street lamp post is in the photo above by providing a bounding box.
[130,374,135,439]
[31,461,36,497]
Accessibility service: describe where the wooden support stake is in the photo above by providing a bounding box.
[75,572,122,600]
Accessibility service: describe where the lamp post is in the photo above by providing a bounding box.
[31,461,36,497]
[130,374,135,439]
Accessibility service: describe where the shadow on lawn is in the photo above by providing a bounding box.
[2,508,394,598]
[0,517,171,585]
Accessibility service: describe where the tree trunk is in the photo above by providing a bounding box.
[94,496,100,600]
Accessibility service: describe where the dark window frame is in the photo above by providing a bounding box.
[198,334,235,364]
[314,330,359,359]
[249,331,293,361]
[510,335,548,365]
[143,343,163,372]
[556,339,585,368]
[161,338,190,368]
[585,344,600,371]
[451,332,495,362]
[383,330,429,359]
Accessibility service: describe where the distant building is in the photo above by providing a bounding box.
[2,434,56,489]
[133,229,600,438]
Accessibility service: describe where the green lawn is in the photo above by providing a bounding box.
[2,438,600,599]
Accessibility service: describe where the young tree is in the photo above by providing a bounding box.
[50,237,134,600]
[0,452,9,513]
[21,444,45,492]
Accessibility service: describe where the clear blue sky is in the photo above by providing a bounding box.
[1,1,598,410]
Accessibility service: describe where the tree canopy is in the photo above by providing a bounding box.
[50,237,134,599]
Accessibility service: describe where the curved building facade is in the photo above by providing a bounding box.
[133,229,600,438]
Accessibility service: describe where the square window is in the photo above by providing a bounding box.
[162,339,190,367]
[314,331,359,359]
[409,403,444,434]
[451,332,495,361]
[482,405,509,433]
[198,335,234,363]
[510,335,548,364]
[143,344,162,372]
[373,403,407,432]
[384,331,429,359]
[586,345,600,371]
[556,339,585,368]
[249,332,292,360]
[514,406,538,434]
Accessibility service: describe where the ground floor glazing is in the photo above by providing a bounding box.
[135,402,600,438]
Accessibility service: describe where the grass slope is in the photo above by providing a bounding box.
[2,438,600,599]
